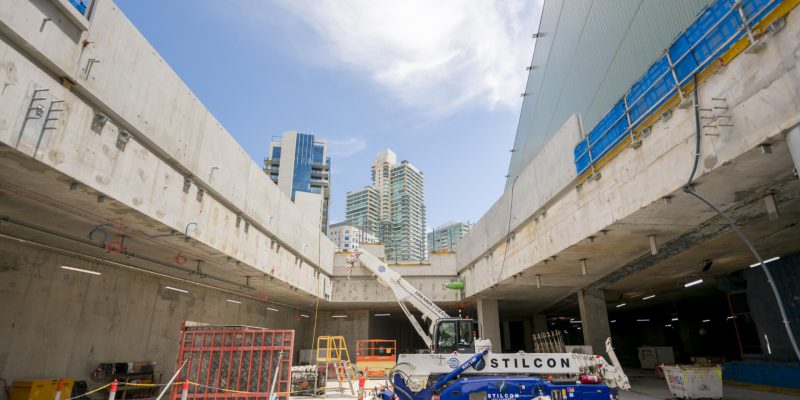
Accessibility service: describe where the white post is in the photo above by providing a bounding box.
[787,125,800,175]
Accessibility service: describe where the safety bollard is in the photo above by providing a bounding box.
[108,379,118,400]
[181,380,189,400]
[54,379,64,400]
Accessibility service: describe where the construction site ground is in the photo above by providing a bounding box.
[302,374,800,400]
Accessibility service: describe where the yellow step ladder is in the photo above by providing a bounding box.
[315,336,357,397]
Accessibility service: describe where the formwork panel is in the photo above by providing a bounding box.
[172,323,294,400]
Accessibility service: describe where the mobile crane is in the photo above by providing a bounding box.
[347,250,630,400]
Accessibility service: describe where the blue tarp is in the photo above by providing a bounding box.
[574,0,782,175]
[68,0,87,15]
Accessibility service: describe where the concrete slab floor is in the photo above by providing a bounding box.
[622,376,800,400]
[303,378,800,400]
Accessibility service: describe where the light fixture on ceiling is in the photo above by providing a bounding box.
[749,256,780,268]
[266,307,279,312]
[60,265,101,276]
[684,279,703,288]
[643,295,655,300]
[227,299,242,304]
[165,286,188,294]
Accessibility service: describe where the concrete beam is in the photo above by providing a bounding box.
[0,0,336,299]
[578,289,611,358]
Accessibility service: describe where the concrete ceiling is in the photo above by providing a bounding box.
[3,134,799,318]
[490,140,800,317]
[0,144,317,310]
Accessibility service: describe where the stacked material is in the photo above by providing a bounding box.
[291,365,326,396]
[532,331,566,353]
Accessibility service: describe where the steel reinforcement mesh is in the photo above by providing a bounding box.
[172,325,294,400]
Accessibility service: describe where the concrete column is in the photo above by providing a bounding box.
[522,319,534,352]
[578,289,611,358]
[477,298,502,352]
[502,321,511,351]
[533,314,548,334]
[788,125,800,174]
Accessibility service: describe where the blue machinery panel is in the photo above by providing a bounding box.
[574,0,784,176]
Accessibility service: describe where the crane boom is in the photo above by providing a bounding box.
[348,250,450,345]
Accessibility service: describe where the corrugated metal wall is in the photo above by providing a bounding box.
[507,0,712,187]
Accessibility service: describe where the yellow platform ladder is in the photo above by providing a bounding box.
[315,335,356,397]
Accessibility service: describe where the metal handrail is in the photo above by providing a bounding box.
[575,0,777,173]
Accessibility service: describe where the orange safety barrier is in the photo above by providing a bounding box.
[355,340,397,378]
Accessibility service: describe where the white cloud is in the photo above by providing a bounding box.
[327,137,367,158]
[275,0,542,113]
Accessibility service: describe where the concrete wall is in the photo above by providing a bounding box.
[0,0,334,297]
[0,238,312,382]
[300,311,428,362]
[330,276,460,303]
[303,310,370,362]
[330,251,460,303]
[332,251,458,277]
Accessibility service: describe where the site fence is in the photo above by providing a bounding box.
[171,324,294,400]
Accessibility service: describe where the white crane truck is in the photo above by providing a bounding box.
[347,250,630,400]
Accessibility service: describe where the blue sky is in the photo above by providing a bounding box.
[115,0,542,229]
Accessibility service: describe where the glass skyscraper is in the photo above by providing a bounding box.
[345,186,380,238]
[264,131,330,233]
[346,149,426,262]
[428,221,471,255]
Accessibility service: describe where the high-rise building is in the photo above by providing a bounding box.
[372,149,397,230]
[264,131,330,233]
[345,186,380,237]
[388,160,426,261]
[347,149,426,262]
[428,221,471,255]
[327,222,379,252]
